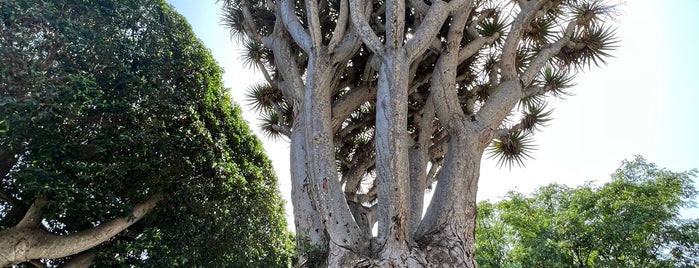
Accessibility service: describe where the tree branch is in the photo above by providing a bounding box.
[349,0,384,57]
[429,10,470,127]
[17,197,47,229]
[500,0,547,80]
[29,259,46,268]
[458,33,499,62]
[0,148,18,179]
[331,85,376,132]
[0,194,164,266]
[330,24,364,63]
[328,0,350,53]
[238,0,265,43]
[404,1,452,61]
[263,20,305,102]
[279,0,313,53]
[304,0,324,49]
[0,188,18,208]
[521,20,576,85]
[61,250,95,268]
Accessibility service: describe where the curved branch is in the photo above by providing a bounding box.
[428,10,470,126]
[0,194,164,266]
[304,0,324,48]
[404,1,453,62]
[62,250,95,268]
[238,0,265,43]
[331,22,366,63]
[500,0,547,80]
[328,0,350,53]
[263,19,305,102]
[16,197,47,228]
[521,20,576,86]
[279,0,313,53]
[458,33,499,62]
[349,0,384,57]
[331,85,376,132]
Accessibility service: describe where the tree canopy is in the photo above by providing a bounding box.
[476,156,699,268]
[0,0,292,266]
[221,0,619,265]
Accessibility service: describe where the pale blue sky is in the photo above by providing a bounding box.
[166,0,699,221]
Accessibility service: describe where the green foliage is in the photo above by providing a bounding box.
[476,156,699,267]
[1,0,292,266]
[296,231,329,268]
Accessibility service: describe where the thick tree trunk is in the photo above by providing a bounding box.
[374,52,412,263]
[301,51,370,265]
[414,131,486,268]
[0,194,162,266]
[290,113,329,266]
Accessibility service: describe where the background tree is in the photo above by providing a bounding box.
[475,156,699,268]
[0,0,293,266]
[474,201,515,268]
[221,0,618,265]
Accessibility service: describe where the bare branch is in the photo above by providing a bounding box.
[0,189,18,208]
[304,0,324,49]
[279,0,313,52]
[523,84,546,98]
[330,25,364,63]
[62,250,95,268]
[29,260,46,268]
[33,194,164,260]
[385,0,407,51]
[458,33,500,63]
[343,148,375,196]
[331,86,376,132]
[349,0,385,57]
[263,20,305,102]
[0,149,18,179]
[429,10,470,126]
[328,0,350,53]
[256,61,274,85]
[404,1,452,62]
[501,0,547,80]
[271,124,292,138]
[17,197,47,228]
[0,195,163,265]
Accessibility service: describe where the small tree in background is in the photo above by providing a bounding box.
[476,156,699,267]
[222,0,618,265]
[0,0,293,266]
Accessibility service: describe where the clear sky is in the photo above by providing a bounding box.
[166,0,699,224]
